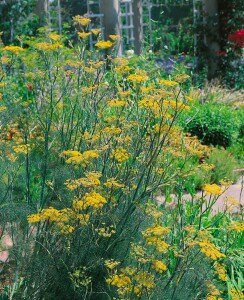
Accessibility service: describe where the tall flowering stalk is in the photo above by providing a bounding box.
[0,17,243,300]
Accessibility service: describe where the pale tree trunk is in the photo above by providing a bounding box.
[100,0,122,56]
[132,0,143,55]
[34,0,47,25]
[203,0,220,79]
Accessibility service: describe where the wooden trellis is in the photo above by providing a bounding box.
[46,0,62,34]
[46,0,202,53]
[86,0,104,50]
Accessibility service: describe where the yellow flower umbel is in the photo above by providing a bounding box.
[77,32,91,39]
[104,259,120,270]
[64,172,101,190]
[35,42,63,51]
[73,191,107,210]
[198,240,226,260]
[49,32,61,41]
[13,144,31,155]
[133,271,156,290]
[104,178,125,189]
[228,221,244,232]
[206,283,222,300]
[159,79,178,87]
[152,260,167,273]
[111,147,129,163]
[214,263,227,281]
[73,15,91,26]
[95,40,113,49]
[143,225,169,253]
[62,149,99,165]
[3,46,24,54]
[228,288,244,300]
[106,273,132,297]
[109,34,120,41]
[127,74,148,83]
[107,99,127,107]
[203,184,223,196]
[91,29,101,35]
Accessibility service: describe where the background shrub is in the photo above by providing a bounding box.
[182,103,239,148]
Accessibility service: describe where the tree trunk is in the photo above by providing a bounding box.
[203,0,220,79]
[132,0,143,55]
[100,0,122,55]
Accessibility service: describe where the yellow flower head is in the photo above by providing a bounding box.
[73,15,91,26]
[152,260,167,273]
[107,99,127,107]
[3,46,24,54]
[109,34,120,41]
[203,184,223,196]
[73,191,107,210]
[77,32,91,39]
[111,147,129,163]
[127,74,148,83]
[91,29,101,35]
[159,79,178,86]
[104,259,120,270]
[95,40,113,49]
[49,32,61,41]
[198,240,226,260]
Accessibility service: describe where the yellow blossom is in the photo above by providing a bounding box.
[59,224,74,235]
[3,46,24,54]
[27,214,42,223]
[114,65,132,74]
[214,263,227,281]
[127,74,148,83]
[95,225,116,237]
[174,74,190,83]
[144,225,170,236]
[13,144,31,154]
[0,106,7,111]
[134,271,156,289]
[49,32,61,41]
[159,79,178,86]
[111,147,129,163]
[102,126,122,135]
[73,191,107,210]
[228,221,244,232]
[62,149,99,165]
[106,273,131,288]
[77,32,91,39]
[73,15,91,26]
[104,259,120,269]
[35,42,63,51]
[198,240,226,260]
[109,34,120,41]
[146,236,169,253]
[104,178,124,189]
[152,260,167,273]
[95,40,113,49]
[107,99,127,107]
[203,184,223,196]
[228,288,244,300]
[76,213,90,225]
[91,29,101,35]
[118,90,131,97]
[78,171,102,187]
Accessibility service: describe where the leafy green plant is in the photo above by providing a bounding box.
[182,103,239,148]
[206,148,238,184]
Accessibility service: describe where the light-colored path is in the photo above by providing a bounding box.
[212,177,243,213]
